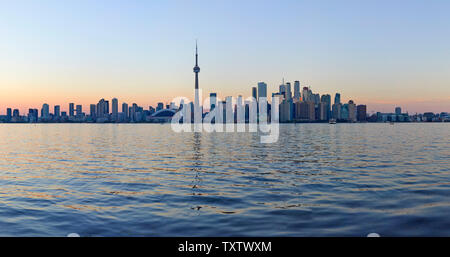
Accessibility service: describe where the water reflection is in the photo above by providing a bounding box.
[0,123,448,236]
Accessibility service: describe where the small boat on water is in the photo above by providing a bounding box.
[329,119,337,124]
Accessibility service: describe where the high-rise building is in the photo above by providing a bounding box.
[6,108,12,121]
[54,105,60,117]
[341,104,349,120]
[252,87,257,100]
[69,103,75,117]
[122,103,129,119]
[332,103,342,120]
[41,103,50,119]
[357,105,367,122]
[295,101,315,121]
[302,87,309,102]
[294,81,300,100]
[285,82,292,100]
[334,93,341,105]
[395,107,402,115]
[97,99,108,119]
[28,109,38,123]
[210,93,217,110]
[76,105,83,117]
[105,100,109,114]
[280,100,292,122]
[90,104,96,119]
[319,102,328,121]
[13,109,20,118]
[112,98,118,121]
[348,100,356,122]
[257,82,267,99]
[320,94,331,120]
[279,83,286,99]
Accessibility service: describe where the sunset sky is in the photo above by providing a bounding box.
[1,0,449,114]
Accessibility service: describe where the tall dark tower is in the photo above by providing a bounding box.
[193,42,200,89]
[193,41,202,126]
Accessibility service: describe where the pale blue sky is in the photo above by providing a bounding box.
[0,0,449,113]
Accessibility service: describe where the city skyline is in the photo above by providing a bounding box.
[1,0,450,114]
[0,44,448,122]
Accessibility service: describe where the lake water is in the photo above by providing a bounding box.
[0,123,448,236]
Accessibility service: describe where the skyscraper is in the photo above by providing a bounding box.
[302,87,309,102]
[357,105,367,121]
[252,87,257,100]
[112,98,118,121]
[334,93,341,105]
[348,100,356,122]
[122,103,129,119]
[6,108,12,121]
[285,82,292,100]
[257,82,267,100]
[332,103,342,120]
[90,104,96,119]
[320,94,331,120]
[69,103,75,117]
[41,103,49,119]
[13,109,20,118]
[76,105,82,117]
[395,107,402,115]
[294,81,300,101]
[279,83,286,99]
[97,99,108,118]
[54,105,60,118]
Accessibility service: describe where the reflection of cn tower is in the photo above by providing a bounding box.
[193,41,202,127]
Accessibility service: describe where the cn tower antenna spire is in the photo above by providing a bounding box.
[195,39,198,66]
[193,40,200,90]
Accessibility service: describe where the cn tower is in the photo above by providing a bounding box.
[193,41,201,126]
[193,41,200,89]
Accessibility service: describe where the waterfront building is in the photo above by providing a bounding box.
[76,105,83,117]
[319,102,328,121]
[122,103,129,120]
[280,99,293,122]
[357,105,367,121]
[69,103,75,117]
[348,100,357,122]
[90,104,96,119]
[41,104,50,120]
[332,103,341,120]
[112,98,118,121]
[6,108,12,121]
[295,101,315,121]
[341,104,349,121]
[54,105,60,118]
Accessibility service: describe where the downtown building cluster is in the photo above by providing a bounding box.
[1,85,448,123]
[206,81,449,123]
[0,99,179,123]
